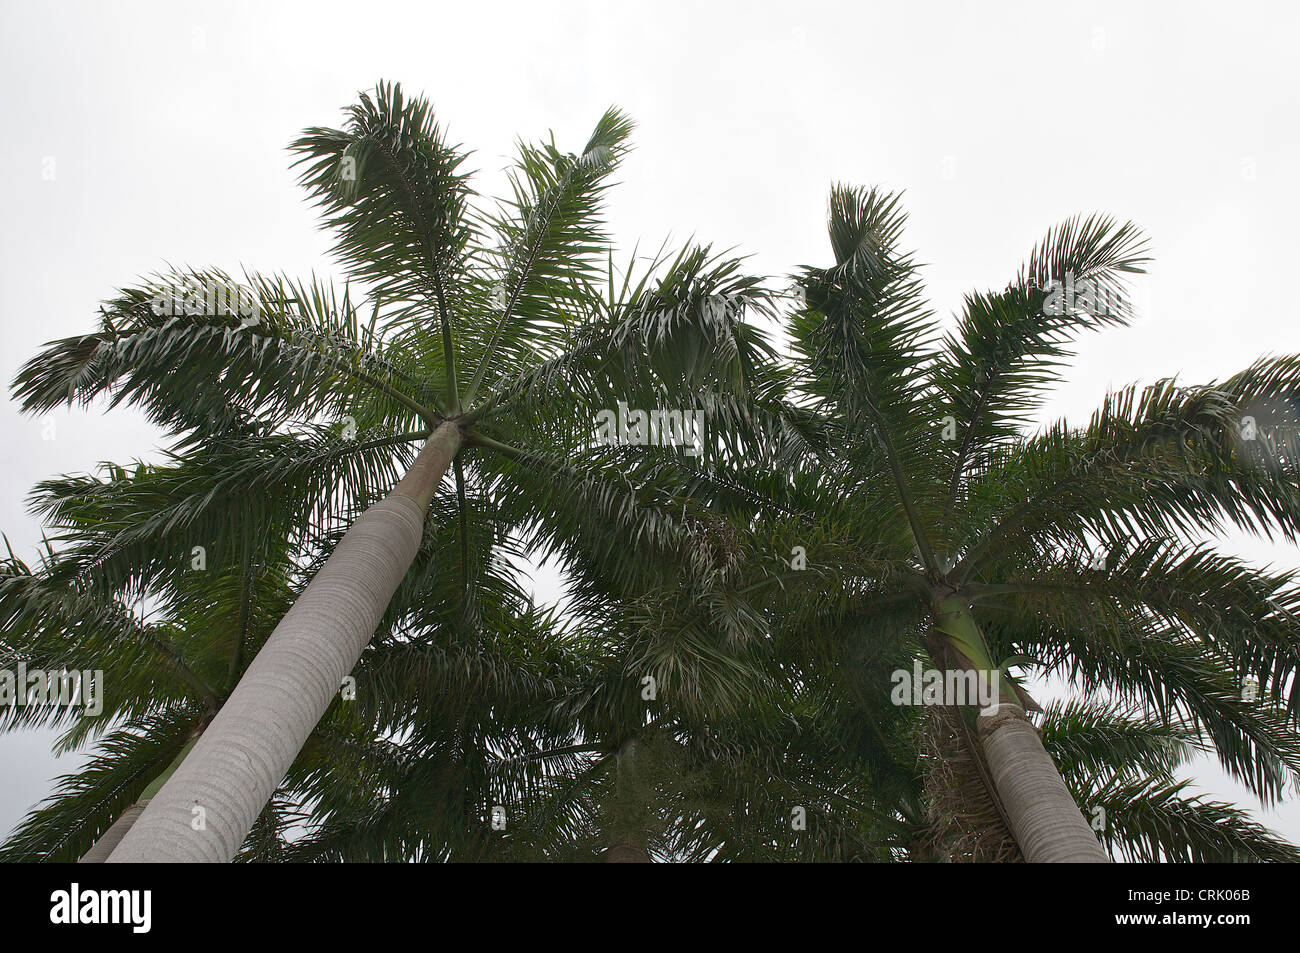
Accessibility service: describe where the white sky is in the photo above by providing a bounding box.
[1,0,1298,851]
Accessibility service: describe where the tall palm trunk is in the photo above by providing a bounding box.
[930,595,1110,863]
[602,738,651,863]
[107,422,463,863]
[80,737,199,862]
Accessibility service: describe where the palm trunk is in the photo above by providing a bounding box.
[977,700,1109,863]
[80,736,199,862]
[930,595,1109,863]
[79,800,152,863]
[601,738,651,863]
[106,422,463,863]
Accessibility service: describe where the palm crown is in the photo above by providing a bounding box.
[7,81,788,862]
[695,183,1300,860]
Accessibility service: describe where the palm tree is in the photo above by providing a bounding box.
[642,184,1300,862]
[0,441,601,861]
[11,83,776,861]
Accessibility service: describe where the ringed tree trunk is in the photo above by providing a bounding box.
[929,595,1110,863]
[79,803,151,863]
[79,737,200,863]
[107,422,463,863]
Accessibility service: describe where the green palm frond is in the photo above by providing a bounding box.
[1083,776,1300,863]
[460,107,634,404]
[0,707,199,862]
[930,216,1149,519]
[1039,698,1201,787]
[291,80,474,353]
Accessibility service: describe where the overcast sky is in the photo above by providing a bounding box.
[2,0,1298,850]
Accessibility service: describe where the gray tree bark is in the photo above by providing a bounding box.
[79,800,150,863]
[978,701,1111,863]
